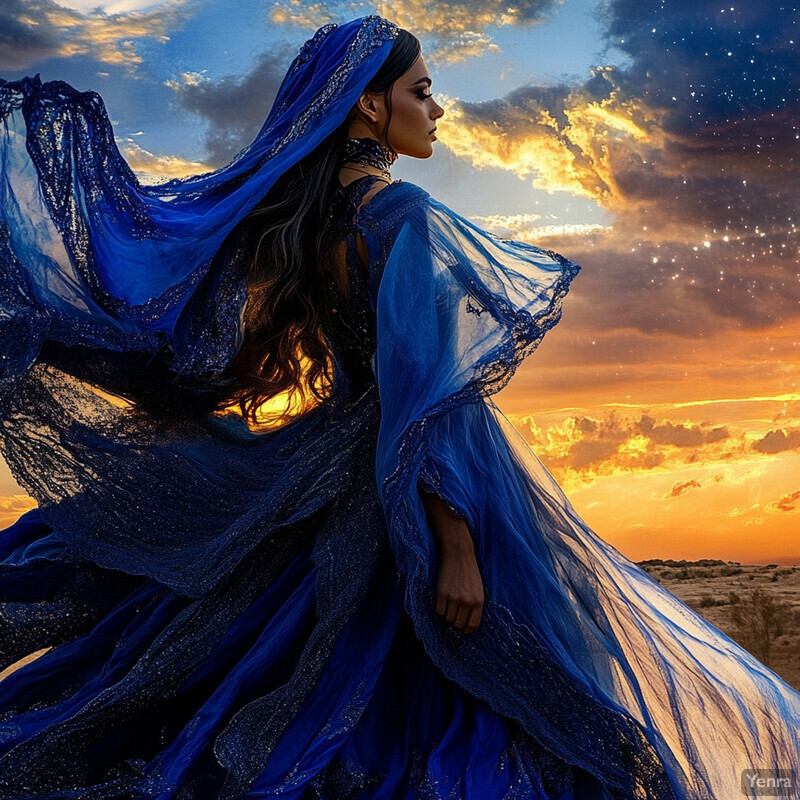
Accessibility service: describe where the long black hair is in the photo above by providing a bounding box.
[203,28,421,429]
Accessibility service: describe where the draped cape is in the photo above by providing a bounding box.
[1,23,800,800]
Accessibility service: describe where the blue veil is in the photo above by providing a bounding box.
[0,16,398,383]
[1,13,800,800]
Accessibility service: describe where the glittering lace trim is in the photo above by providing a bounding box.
[250,16,399,164]
[417,454,469,522]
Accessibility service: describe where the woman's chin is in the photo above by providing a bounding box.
[419,142,436,159]
[397,142,436,160]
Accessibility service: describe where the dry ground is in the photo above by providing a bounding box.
[638,559,800,692]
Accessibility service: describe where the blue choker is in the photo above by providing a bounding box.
[341,137,396,180]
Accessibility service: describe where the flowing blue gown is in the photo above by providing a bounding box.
[1,160,799,797]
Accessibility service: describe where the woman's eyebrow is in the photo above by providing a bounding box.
[410,77,432,86]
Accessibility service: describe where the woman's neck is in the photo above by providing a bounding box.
[339,137,396,182]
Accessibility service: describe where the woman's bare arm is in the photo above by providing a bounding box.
[419,488,484,635]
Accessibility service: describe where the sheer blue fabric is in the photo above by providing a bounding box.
[1,13,800,800]
[357,182,800,799]
[0,15,398,383]
[0,15,400,596]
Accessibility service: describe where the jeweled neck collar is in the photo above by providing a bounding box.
[340,137,396,181]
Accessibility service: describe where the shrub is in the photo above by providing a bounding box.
[728,588,796,667]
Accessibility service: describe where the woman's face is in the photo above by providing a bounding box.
[371,53,445,159]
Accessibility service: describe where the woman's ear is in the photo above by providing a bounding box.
[354,90,383,125]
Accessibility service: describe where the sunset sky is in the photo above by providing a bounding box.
[1,0,797,564]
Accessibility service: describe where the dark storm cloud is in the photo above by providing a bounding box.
[451,0,799,329]
[600,0,800,234]
[601,0,797,129]
[0,0,62,69]
[169,48,294,167]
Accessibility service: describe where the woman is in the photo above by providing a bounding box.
[0,15,797,800]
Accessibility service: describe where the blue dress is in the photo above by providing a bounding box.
[0,175,597,800]
[1,172,799,800]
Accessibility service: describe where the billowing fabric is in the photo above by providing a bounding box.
[1,14,800,800]
[0,14,400,595]
[0,15,398,386]
[359,181,800,799]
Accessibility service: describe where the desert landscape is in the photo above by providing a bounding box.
[639,559,800,692]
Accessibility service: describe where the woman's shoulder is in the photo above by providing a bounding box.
[355,178,432,236]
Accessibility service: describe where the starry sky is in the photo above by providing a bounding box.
[1,0,798,564]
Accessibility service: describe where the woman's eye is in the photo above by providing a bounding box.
[418,92,433,100]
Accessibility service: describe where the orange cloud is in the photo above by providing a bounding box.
[0,0,192,70]
[267,0,556,65]
[770,490,800,513]
[0,495,37,529]
[506,403,788,494]
[668,478,702,497]
[753,428,800,455]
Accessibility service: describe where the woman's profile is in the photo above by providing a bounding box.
[0,14,798,800]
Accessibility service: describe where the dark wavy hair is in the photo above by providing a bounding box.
[195,28,421,430]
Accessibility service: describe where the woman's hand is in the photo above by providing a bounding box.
[419,488,484,635]
[435,536,484,634]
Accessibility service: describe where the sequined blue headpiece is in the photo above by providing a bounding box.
[0,15,399,383]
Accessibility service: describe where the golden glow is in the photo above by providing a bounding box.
[435,72,668,209]
[38,0,190,68]
[436,98,607,200]
[164,71,207,88]
[469,213,610,241]
[123,141,212,182]
[0,495,38,529]
[218,352,332,433]
[86,384,134,408]
[493,319,800,564]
